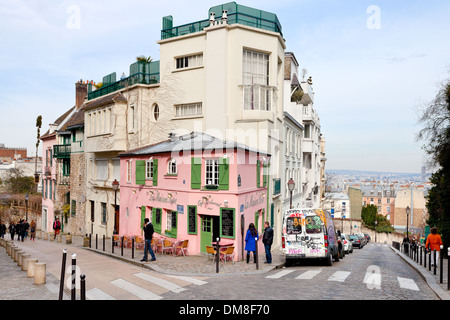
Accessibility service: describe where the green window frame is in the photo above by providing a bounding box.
[187,205,197,235]
[152,207,162,234]
[218,157,229,190]
[220,207,235,239]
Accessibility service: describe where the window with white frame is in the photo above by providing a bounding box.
[242,49,272,111]
[176,53,203,70]
[127,160,132,183]
[205,159,219,185]
[87,107,112,136]
[96,159,108,180]
[167,158,177,175]
[146,159,153,180]
[175,103,202,117]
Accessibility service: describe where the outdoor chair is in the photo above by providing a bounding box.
[134,236,145,250]
[162,239,174,255]
[220,246,235,264]
[174,239,189,256]
[205,245,217,262]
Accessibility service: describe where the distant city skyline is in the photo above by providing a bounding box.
[1,0,449,173]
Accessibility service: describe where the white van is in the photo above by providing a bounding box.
[282,208,339,266]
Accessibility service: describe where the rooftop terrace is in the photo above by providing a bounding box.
[161,2,282,40]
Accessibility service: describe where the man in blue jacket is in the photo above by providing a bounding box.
[141,218,156,262]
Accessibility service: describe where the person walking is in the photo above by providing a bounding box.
[53,217,61,239]
[245,223,258,263]
[140,218,156,262]
[21,220,29,242]
[262,221,274,264]
[16,220,22,241]
[30,220,36,241]
[0,221,5,239]
[426,227,443,267]
[9,222,15,241]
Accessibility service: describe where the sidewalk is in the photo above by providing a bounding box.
[391,246,450,300]
[28,234,285,276]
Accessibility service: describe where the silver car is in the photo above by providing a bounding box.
[341,233,353,254]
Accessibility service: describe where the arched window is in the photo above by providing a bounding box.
[167,158,177,175]
[153,103,159,121]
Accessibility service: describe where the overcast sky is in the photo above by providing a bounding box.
[1,0,449,174]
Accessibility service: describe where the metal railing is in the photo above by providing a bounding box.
[87,72,159,100]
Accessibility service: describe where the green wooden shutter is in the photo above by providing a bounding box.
[171,211,177,238]
[191,157,201,189]
[135,160,145,185]
[218,157,229,190]
[141,206,146,232]
[263,163,268,187]
[152,159,158,186]
[256,160,261,187]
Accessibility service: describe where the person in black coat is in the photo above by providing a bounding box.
[262,221,274,264]
[140,218,156,262]
[16,220,23,241]
[9,222,15,240]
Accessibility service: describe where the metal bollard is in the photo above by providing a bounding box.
[132,237,135,259]
[429,249,432,271]
[71,254,76,301]
[447,247,450,291]
[216,237,220,274]
[121,236,124,256]
[80,275,86,300]
[59,249,67,300]
[96,234,98,250]
[440,245,443,284]
[420,245,422,265]
[103,235,105,251]
[255,237,259,270]
[424,248,427,268]
[89,234,92,248]
[434,249,437,275]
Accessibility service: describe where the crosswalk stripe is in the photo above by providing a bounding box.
[295,270,322,279]
[265,269,295,279]
[397,277,420,291]
[111,278,163,300]
[166,275,208,286]
[328,271,351,282]
[134,272,186,293]
[86,288,116,300]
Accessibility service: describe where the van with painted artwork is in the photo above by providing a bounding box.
[281,208,339,266]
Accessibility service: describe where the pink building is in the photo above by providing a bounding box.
[40,130,57,233]
[118,132,270,260]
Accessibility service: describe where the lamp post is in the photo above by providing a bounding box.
[287,178,295,209]
[112,179,119,235]
[405,206,410,241]
[25,193,29,221]
[374,219,378,243]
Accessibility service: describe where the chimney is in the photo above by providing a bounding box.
[75,79,88,109]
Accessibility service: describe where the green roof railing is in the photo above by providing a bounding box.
[88,72,159,100]
[161,2,282,40]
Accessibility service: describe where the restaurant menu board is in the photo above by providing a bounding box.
[221,209,234,237]
[188,206,196,234]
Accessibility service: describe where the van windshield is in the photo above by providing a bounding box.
[286,217,302,234]
[305,216,322,234]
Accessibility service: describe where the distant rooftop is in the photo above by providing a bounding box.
[161,2,282,40]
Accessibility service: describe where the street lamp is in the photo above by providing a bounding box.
[112,179,119,234]
[287,178,295,209]
[25,193,29,221]
[405,206,410,241]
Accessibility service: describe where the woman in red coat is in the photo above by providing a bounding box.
[425,227,443,267]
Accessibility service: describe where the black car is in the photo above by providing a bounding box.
[349,234,363,248]
[364,234,371,243]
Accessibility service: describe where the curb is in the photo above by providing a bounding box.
[390,246,450,300]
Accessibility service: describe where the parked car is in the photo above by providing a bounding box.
[349,234,363,249]
[357,233,367,246]
[341,233,353,254]
[364,234,371,243]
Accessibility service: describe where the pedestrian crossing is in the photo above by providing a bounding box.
[265,267,422,292]
[85,272,207,300]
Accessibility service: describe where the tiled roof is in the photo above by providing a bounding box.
[119,132,270,157]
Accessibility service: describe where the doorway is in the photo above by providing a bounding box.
[200,215,220,253]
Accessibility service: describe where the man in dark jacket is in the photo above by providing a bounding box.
[140,218,156,262]
[262,221,274,264]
